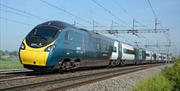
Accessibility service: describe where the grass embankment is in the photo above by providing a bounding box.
[0,58,23,69]
[133,59,180,91]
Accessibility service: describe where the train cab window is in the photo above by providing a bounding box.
[26,26,60,48]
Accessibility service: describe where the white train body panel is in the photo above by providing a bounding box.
[111,41,119,60]
[121,43,135,60]
[164,55,167,62]
[169,56,173,62]
[162,54,168,62]
[146,50,151,60]
[157,54,161,61]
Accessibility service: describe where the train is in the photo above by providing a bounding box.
[18,21,172,71]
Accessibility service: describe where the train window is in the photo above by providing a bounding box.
[146,53,150,56]
[69,31,74,41]
[123,49,134,54]
[65,31,73,40]
[65,31,79,41]
[65,31,70,40]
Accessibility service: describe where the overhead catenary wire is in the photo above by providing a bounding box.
[40,0,92,25]
[146,0,157,18]
[75,22,88,28]
[0,17,34,26]
[112,20,128,27]
[0,9,35,19]
[40,0,106,30]
[0,3,47,21]
[91,0,130,27]
[146,0,164,28]
[113,0,147,27]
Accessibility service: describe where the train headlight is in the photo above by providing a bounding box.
[20,42,25,50]
[45,45,55,52]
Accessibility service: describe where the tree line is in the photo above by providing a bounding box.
[0,50,18,60]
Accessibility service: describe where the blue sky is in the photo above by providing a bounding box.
[0,0,180,56]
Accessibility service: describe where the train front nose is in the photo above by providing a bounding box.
[20,49,49,66]
[19,41,50,66]
[19,23,61,70]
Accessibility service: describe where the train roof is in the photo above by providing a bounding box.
[79,28,89,32]
[36,21,137,46]
[37,20,76,29]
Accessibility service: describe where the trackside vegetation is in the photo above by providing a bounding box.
[0,50,23,69]
[0,58,23,69]
[133,58,180,91]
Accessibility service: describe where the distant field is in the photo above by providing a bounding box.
[0,58,23,69]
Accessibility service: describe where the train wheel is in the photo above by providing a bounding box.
[120,60,126,66]
[110,60,121,67]
[73,62,80,69]
[117,58,121,66]
[111,60,117,66]
[61,61,72,71]
[115,60,120,66]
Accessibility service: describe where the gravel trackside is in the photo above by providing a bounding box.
[67,64,172,91]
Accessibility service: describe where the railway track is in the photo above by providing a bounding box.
[0,64,144,82]
[0,63,163,91]
[0,69,33,75]
[0,66,108,82]
[0,71,36,80]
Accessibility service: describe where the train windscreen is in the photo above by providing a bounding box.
[26,26,60,48]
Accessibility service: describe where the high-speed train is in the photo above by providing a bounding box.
[18,21,170,71]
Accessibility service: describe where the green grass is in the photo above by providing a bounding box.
[0,58,23,69]
[133,75,172,91]
[133,58,180,91]
[162,59,180,91]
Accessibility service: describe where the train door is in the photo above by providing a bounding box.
[93,37,109,66]
[79,31,97,67]
[95,38,103,65]
[135,48,139,64]
[110,41,120,66]
[118,42,122,61]
[152,53,156,63]
[142,50,146,63]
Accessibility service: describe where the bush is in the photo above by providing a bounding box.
[134,58,180,91]
[133,75,172,91]
[162,59,180,91]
